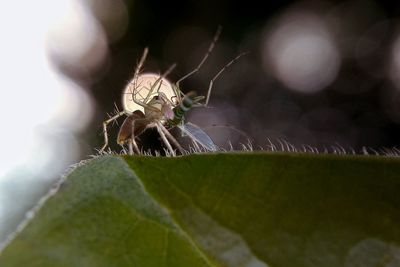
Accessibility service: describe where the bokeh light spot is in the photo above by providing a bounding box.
[46,0,108,74]
[389,32,400,91]
[263,11,341,93]
[123,73,176,114]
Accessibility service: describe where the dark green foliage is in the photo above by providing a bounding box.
[1,153,400,267]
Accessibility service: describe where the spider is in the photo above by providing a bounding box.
[100,26,247,156]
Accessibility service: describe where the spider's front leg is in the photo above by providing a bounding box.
[100,111,126,153]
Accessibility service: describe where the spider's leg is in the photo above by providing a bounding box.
[205,51,249,106]
[132,47,149,97]
[155,123,176,156]
[130,135,140,155]
[100,111,126,153]
[157,122,185,154]
[143,63,177,104]
[176,26,222,88]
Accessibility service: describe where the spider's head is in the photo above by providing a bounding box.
[148,92,169,105]
[145,92,174,121]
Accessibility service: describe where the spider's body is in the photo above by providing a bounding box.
[99,26,246,156]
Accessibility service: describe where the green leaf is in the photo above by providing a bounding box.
[1,153,400,267]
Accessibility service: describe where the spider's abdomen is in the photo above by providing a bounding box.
[117,110,146,145]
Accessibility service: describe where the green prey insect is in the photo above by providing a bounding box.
[160,27,248,150]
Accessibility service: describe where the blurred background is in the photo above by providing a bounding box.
[1,0,400,244]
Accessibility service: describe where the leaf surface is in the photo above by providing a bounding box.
[1,153,400,267]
